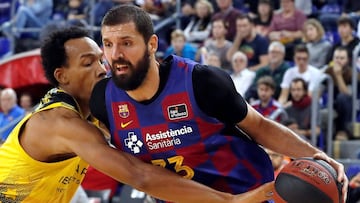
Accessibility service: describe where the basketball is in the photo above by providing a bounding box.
[274,157,342,203]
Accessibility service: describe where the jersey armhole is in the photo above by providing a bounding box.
[90,78,111,129]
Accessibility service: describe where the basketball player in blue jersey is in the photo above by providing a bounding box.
[0,26,275,203]
[90,4,348,203]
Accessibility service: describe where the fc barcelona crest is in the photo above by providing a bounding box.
[118,104,130,118]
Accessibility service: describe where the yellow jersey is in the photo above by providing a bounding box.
[0,88,89,202]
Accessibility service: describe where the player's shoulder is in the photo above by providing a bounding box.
[27,106,84,144]
[91,78,110,101]
[36,105,83,122]
[93,77,111,93]
[193,64,231,80]
[192,65,236,98]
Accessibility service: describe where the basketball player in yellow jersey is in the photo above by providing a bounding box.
[0,27,275,202]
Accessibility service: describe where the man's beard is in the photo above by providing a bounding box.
[111,50,150,91]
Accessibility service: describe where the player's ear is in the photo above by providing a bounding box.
[148,34,158,54]
[54,68,69,85]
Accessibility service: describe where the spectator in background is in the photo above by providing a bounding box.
[278,44,324,106]
[245,0,280,12]
[67,0,89,24]
[203,50,222,67]
[324,46,356,141]
[19,92,34,114]
[227,14,269,71]
[326,16,360,64]
[45,0,89,33]
[342,0,360,27]
[0,88,25,142]
[244,0,278,17]
[211,0,242,41]
[199,18,232,72]
[245,41,290,102]
[285,78,321,141]
[250,76,285,122]
[317,0,342,33]
[136,0,169,23]
[90,0,135,44]
[51,0,68,20]
[230,51,255,96]
[294,0,312,17]
[252,0,273,37]
[303,18,332,69]
[183,0,213,48]
[264,148,290,178]
[179,0,217,31]
[268,0,307,61]
[91,0,135,27]
[0,0,53,39]
[180,1,196,28]
[164,29,197,60]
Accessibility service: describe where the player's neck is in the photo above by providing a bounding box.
[56,87,91,118]
[77,100,91,118]
[70,96,91,119]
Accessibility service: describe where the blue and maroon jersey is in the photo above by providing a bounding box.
[251,99,283,122]
[104,55,273,194]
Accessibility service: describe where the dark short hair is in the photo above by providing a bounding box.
[334,46,351,63]
[40,26,89,86]
[259,0,272,7]
[334,46,350,57]
[102,5,154,44]
[236,13,255,24]
[257,76,276,90]
[337,16,355,30]
[212,17,229,30]
[290,77,308,92]
[294,44,309,55]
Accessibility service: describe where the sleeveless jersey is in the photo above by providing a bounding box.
[0,88,89,203]
[105,55,273,195]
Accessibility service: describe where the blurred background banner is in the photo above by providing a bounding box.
[0,49,51,102]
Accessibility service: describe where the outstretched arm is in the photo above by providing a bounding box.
[238,104,348,203]
[85,144,274,203]
[60,115,274,203]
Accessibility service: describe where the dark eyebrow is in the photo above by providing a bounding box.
[103,36,133,42]
[120,36,133,40]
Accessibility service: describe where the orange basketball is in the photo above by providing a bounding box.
[275,157,342,203]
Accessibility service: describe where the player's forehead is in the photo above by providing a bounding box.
[64,37,102,62]
[101,22,141,42]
